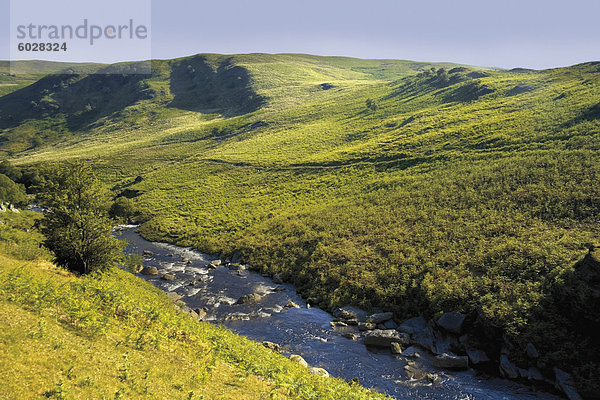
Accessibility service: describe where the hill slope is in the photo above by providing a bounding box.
[0,211,385,399]
[1,54,600,396]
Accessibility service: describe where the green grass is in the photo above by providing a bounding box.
[2,54,600,395]
[0,211,387,399]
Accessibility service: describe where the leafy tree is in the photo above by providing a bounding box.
[0,160,22,182]
[0,173,27,205]
[36,162,124,274]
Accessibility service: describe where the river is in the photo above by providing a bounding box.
[115,226,563,400]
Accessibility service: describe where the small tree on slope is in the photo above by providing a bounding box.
[36,162,124,275]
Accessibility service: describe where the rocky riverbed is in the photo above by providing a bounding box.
[115,226,567,400]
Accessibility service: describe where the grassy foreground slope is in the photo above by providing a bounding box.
[1,54,600,394]
[0,210,386,399]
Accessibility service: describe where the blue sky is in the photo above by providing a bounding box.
[1,0,599,69]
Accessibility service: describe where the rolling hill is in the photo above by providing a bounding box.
[1,53,599,397]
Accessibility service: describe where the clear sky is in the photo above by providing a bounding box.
[1,0,599,69]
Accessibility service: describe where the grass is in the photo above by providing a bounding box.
[1,54,600,395]
[0,211,387,399]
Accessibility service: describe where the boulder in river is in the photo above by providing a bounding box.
[383,319,398,329]
[330,321,347,327]
[363,329,410,347]
[231,250,242,264]
[390,342,403,354]
[466,349,489,365]
[499,355,519,379]
[166,292,183,302]
[309,367,329,377]
[142,250,154,257]
[400,346,421,358]
[161,273,175,281]
[194,308,207,321]
[235,293,263,305]
[436,312,467,334]
[398,318,438,354]
[404,364,427,380]
[433,353,469,370]
[367,312,393,324]
[141,266,158,276]
[397,316,427,335]
[527,367,544,381]
[131,264,143,273]
[332,306,369,322]
[358,322,376,331]
[285,301,301,309]
[289,354,308,367]
[554,368,583,400]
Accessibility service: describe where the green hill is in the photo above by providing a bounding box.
[1,54,600,396]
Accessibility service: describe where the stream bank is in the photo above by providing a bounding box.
[116,226,566,400]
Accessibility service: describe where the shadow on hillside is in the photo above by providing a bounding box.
[0,72,154,131]
[168,55,264,116]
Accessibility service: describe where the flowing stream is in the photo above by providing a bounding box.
[115,227,562,400]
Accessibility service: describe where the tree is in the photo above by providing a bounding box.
[0,173,27,205]
[36,162,124,274]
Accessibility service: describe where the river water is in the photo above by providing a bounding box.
[115,227,562,400]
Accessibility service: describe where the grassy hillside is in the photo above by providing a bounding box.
[1,54,600,395]
[0,210,386,399]
[0,61,104,98]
